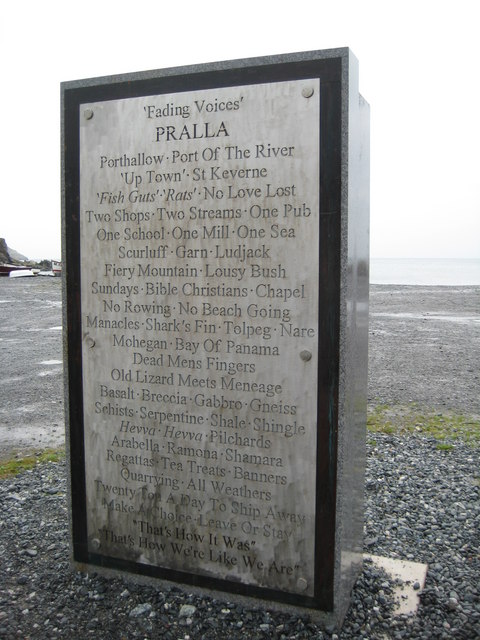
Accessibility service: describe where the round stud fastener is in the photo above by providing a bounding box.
[297,577,308,591]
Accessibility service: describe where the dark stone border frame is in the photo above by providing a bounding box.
[62,50,346,612]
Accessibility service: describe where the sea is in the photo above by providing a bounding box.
[370,258,480,286]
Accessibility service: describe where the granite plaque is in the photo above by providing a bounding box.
[80,79,319,595]
[62,49,369,625]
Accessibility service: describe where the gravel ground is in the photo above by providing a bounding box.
[0,278,64,457]
[368,285,480,414]
[0,279,479,638]
[1,435,478,639]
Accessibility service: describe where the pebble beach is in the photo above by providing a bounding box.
[0,279,479,639]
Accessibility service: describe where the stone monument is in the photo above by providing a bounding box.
[61,48,369,626]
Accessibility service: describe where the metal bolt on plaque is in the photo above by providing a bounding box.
[297,578,308,592]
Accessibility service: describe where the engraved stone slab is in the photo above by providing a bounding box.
[79,80,320,595]
[63,49,369,626]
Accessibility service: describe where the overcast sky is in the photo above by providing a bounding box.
[1,0,478,260]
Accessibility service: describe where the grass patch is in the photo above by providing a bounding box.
[0,448,65,479]
[436,443,454,451]
[367,404,480,446]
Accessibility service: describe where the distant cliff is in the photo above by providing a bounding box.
[0,238,12,264]
[0,239,51,270]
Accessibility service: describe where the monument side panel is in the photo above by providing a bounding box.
[335,50,370,623]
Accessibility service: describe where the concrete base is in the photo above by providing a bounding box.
[365,554,428,616]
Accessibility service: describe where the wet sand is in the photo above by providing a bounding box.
[0,278,478,459]
[368,285,480,415]
[0,277,64,457]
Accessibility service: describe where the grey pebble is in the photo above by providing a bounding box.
[129,603,152,617]
[179,604,197,618]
